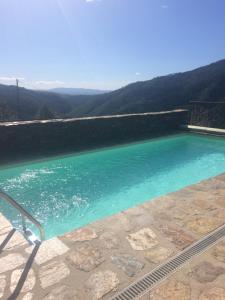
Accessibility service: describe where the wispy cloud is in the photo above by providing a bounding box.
[0,76,25,81]
[35,80,65,85]
[161,4,169,9]
[85,0,102,3]
[135,72,141,76]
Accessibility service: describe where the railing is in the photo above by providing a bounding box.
[189,101,225,129]
[0,190,45,242]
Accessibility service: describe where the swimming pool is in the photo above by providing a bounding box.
[1,133,225,239]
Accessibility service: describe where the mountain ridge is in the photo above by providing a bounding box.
[0,59,225,121]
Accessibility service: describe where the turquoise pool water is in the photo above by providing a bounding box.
[1,133,225,239]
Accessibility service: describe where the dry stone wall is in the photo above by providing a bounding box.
[0,110,187,164]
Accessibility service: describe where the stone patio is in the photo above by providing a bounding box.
[1,173,225,299]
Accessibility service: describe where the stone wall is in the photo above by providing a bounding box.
[190,102,225,129]
[0,109,187,164]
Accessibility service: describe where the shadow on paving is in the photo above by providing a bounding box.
[0,229,40,300]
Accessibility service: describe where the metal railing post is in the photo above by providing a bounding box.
[0,190,45,241]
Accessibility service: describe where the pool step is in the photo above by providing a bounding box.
[110,222,225,300]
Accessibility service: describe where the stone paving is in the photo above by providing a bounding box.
[0,173,225,299]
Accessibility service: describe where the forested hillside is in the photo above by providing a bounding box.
[0,59,225,121]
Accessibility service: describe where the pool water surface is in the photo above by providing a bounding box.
[1,133,225,239]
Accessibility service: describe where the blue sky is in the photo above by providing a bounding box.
[0,0,225,90]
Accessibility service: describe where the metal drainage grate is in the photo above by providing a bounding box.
[110,223,225,300]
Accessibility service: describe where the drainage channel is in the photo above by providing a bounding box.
[110,223,225,300]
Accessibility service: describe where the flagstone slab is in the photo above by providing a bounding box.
[212,209,225,221]
[199,287,225,300]
[22,292,33,300]
[0,213,12,235]
[127,228,158,251]
[0,275,6,299]
[98,213,133,233]
[211,241,225,263]
[185,216,223,236]
[168,187,197,201]
[169,207,190,222]
[42,285,80,300]
[124,205,154,227]
[0,231,26,251]
[144,246,173,264]
[64,228,97,242]
[191,193,217,210]
[143,195,175,211]
[215,196,225,208]
[26,238,69,265]
[152,211,172,223]
[39,261,70,289]
[99,232,119,249]
[149,279,191,300]
[67,244,104,272]
[159,225,195,250]
[10,268,35,293]
[191,261,225,283]
[111,254,145,277]
[189,179,225,196]
[0,253,26,274]
[215,173,225,182]
[85,270,119,299]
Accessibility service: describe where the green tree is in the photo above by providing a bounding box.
[36,105,56,120]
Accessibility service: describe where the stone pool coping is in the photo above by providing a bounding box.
[182,124,225,136]
[1,173,225,299]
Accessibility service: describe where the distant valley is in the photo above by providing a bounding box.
[0,59,225,121]
[49,87,110,96]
